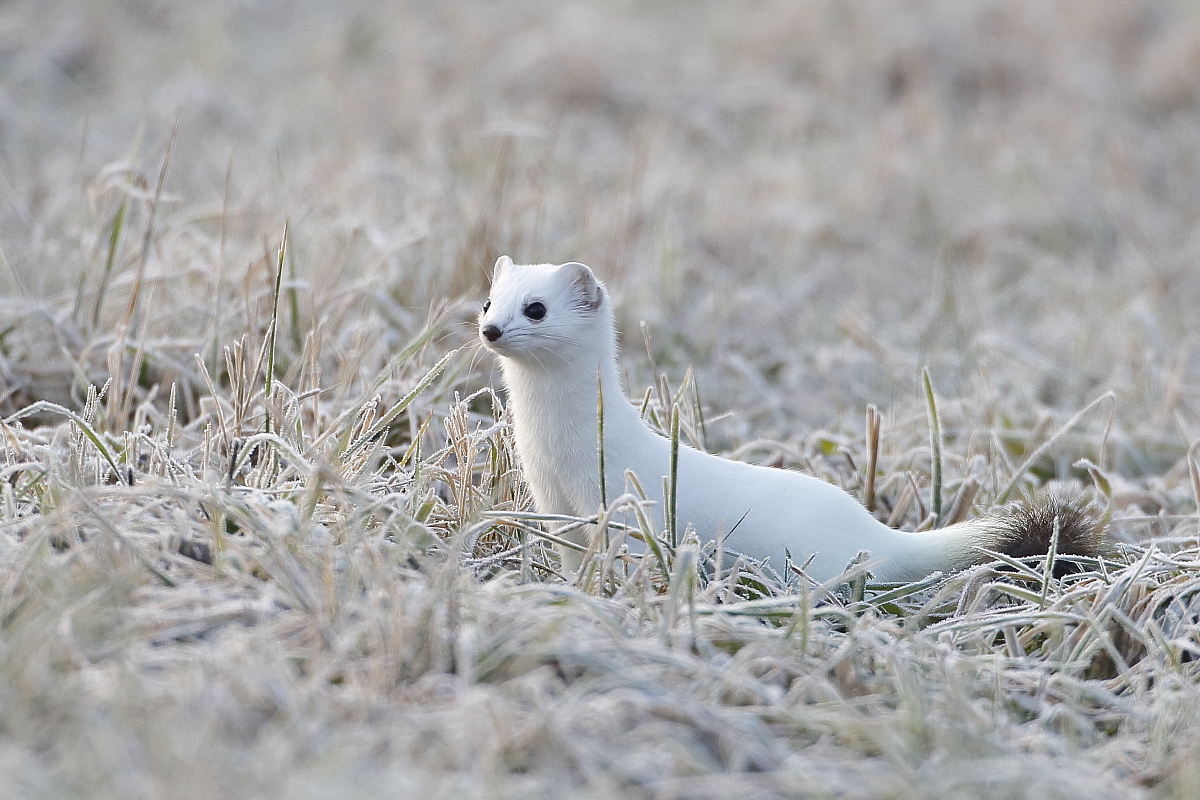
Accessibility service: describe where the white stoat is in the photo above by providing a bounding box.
[478,257,1102,583]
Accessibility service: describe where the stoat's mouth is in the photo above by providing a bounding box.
[478,327,513,356]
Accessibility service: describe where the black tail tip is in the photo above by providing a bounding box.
[991,492,1108,576]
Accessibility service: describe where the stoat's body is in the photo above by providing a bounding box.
[479,258,1101,582]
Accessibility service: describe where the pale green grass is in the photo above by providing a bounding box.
[3,1,1200,797]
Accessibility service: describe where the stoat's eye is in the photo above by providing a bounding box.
[523,301,546,321]
[482,300,491,314]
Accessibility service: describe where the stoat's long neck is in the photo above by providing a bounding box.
[499,308,650,515]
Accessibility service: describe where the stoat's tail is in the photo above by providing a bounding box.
[964,493,1108,576]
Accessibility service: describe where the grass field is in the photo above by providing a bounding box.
[4,1,1200,797]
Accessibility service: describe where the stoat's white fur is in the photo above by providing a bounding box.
[478,258,1064,583]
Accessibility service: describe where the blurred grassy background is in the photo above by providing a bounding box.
[4,2,1200,797]
[5,1,1200,440]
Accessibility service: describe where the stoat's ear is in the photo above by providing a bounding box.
[560,262,604,312]
[492,255,513,282]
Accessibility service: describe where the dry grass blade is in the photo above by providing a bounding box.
[88,196,127,329]
[597,369,607,510]
[863,403,880,512]
[922,369,943,527]
[1039,515,1061,611]
[1188,437,1200,528]
[668,402,680,549]
[341,348,458,461]
[5,400,125,483]
[264,218,288,404]
[120,115,178,334]
[996,392,1117,504]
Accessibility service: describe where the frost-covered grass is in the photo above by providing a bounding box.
[4,1,1200,797]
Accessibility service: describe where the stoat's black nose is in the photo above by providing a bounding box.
[481,324,502,342]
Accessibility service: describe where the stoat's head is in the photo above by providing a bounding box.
[478,256,609,365]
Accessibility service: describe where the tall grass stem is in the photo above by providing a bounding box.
[922,368,943,528]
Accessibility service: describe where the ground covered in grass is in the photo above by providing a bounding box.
[4,1,1200,797]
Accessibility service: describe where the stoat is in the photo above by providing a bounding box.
[478,257,1103,583]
